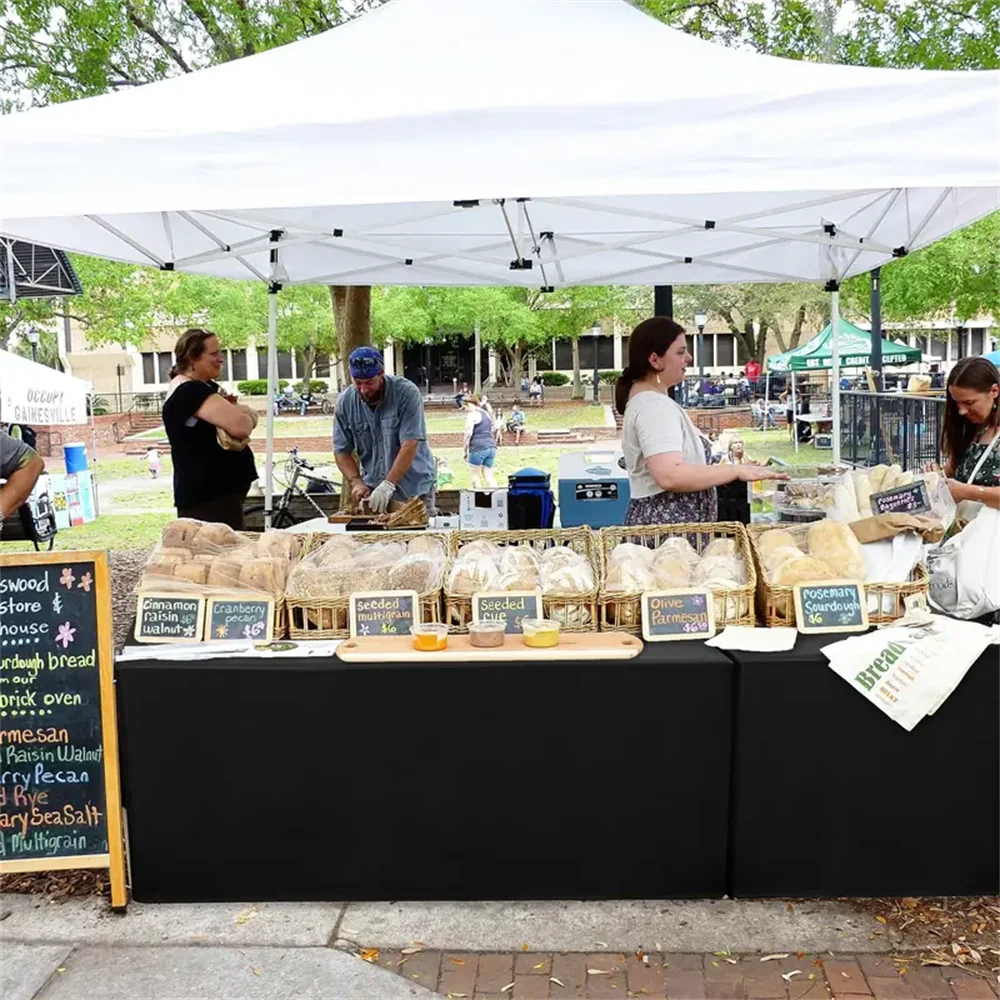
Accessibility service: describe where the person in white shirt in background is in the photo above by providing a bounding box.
[146,446,161,479]
[463,393,498,488]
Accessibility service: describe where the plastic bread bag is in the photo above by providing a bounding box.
[388,551,447,593]
[541,557,595,596]
[859,532,925,615]
[446,551,500,595]
[692,554,747,585]
[655,536,702,567]
[919,471,956,530]
[498,545,542,576]
[807,518,867,581]
[538,544,585,573]
[608,542,656,569]
[603,559,653,594]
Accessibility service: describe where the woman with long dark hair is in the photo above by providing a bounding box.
[162,328,259,528]
[615,318,786,526]
[936,356,999,511]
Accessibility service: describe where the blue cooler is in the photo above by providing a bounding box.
[557,449,630,528]
[64,442,89,475]
[507,467,555,529]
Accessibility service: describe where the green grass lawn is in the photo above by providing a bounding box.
[94,455,174,481]
[1,512,171,554]
[734,428,831,468]
[425,404,609,434]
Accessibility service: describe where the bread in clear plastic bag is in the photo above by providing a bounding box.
[702,537,737,560]
[650,555,691,589]
[758,529,799,558]
[457,539,501,561]
[653,536,700,568]
[604,560,653,594]
[609,541,656,568]
[254,530,299,562]
[772,554,836,586]
[160,519,201,549]
[499,546,542,575]
[538,545,581,571]
[239,557,287,597]
[541,559,594,596]
[447,553,499,595]
[388,553,446,594]
[808,518,867,580]
[408,535,446,558]
[692,555,746,585]
[496,569,541,591]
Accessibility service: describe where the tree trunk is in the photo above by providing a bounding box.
[789,304,808,350]
[571,337,584,399]
[510,343,524,391]
[300,343,317,389]
[329,285,372,385]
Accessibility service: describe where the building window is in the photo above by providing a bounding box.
[314,353,331,378]
[715,334,735,369]
[970,328,984,356]
[930,337,948,360]
[554,340,574,370]
[231,349,248,381]
[256,349,294,381]
[157,352,172,383]
[141,352,156,384]
[219,352,230,382]
[692,335,713,368]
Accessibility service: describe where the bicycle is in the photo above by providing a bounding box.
[244,447,341,529]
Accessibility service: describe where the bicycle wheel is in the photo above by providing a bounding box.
[321,398,334,415]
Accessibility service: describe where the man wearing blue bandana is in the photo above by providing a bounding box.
[334,347,436,513]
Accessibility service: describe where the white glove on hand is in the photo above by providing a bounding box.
[367,479,396,513]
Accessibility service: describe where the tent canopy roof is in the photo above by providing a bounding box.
[2,0,997,289]
[768,320,922,371]
[1,239,82,301]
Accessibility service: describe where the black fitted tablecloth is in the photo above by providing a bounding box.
[727,634,999,898]
[116,640,735,902]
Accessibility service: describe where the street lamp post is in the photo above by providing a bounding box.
[116,363,124,413]
[26,326,40,364]
[590,324,601,405]
[694,313,707,390]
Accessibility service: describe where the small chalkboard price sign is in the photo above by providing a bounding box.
[349,591,419,637]
[0,550,126,909]
[472,590,542,634]
[134,593,205,644]
[205,597,274,642]
[641,588,716,642]
[870,481,932,516]
[793,579,869,634]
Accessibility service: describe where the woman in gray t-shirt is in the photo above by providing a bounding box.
[615,319,786,526]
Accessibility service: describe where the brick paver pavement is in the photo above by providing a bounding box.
[369,949,1000,1000]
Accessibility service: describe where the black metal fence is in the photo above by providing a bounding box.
[839,390,944,470]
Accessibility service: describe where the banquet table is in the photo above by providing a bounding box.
[727,635,999,898]
[116,639,735,902]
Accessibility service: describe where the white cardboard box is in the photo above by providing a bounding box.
[459,488,509,530]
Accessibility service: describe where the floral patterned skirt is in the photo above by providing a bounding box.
[625,486,718,526]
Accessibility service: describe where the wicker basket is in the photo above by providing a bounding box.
[444,527,600,633]
[286,530,449,640]
[748,522,930,627]
[598,523,756,634]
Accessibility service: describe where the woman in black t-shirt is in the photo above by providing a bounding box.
[162,329,259,529]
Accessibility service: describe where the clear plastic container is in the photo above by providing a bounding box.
[468,620,507,648]
[520,618,561,648]
[410,622,449,652]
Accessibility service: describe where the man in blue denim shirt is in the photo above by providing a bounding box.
[334,347,436,513]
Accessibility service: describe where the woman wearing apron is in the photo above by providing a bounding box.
[616,318,786,526]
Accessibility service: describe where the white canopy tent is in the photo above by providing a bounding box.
[2,0,997,491]
[0,350,89,426]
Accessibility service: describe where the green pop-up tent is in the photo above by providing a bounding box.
[768,320,921,372]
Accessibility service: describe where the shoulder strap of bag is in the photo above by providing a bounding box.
[966,429,1000,485]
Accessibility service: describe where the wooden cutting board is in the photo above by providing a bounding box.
[336,632,643,663]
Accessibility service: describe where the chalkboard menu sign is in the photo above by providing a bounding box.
[870,481,932,516]
[794,579,869,634]
[472,590,541,634]
[206,597,274,642]
[641,589,716,642]
[134,593,205,644]
[349,591,419,637]
[0,551,126,909]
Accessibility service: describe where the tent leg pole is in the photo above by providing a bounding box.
[90,392,100,518]
[831,287,841,465]
[792,373,798,454]
[265,288,277,530]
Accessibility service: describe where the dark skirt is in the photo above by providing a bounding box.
[177,492,247,530]
[625,487,718,526]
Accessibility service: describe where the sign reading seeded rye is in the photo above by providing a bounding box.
[0,551,127,909]
[641,589,715,642]
[472,591,541,634]
[349,591,419,637]
[793,580,868,634]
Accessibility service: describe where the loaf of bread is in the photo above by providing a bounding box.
[541,561,595,596]
[654,536,700,568]
[157,547,193,563]
[239,557,287,597]
[501,546,542,575]
[703,537,737,560]
[496,570,541,592]
[758,529,798,558]
[407,535,446,558]
[447,555,498,596]
[192,521,241,550]
[764,545,806,575]
[458,539,500,561]
[143,560,178,578]
[389,554,444,594]
[692,555,746,585]
[207,558,244,589]
[254,530,298,561]
[160,519,200,549]
[773,555,836,586]
[650,554,691,589]
[173,563,208,585]
[604,560,653,594]
[807,518,867,581]
[609,542,656,569]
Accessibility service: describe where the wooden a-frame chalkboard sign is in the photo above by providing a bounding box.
[0,550,127,909]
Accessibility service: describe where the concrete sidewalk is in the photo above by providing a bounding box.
[1,895,994,1000]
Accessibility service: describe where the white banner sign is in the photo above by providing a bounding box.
[0,350,89,426]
